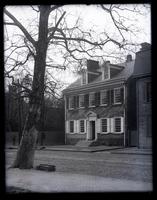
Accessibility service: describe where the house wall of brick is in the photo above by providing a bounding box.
[137,77,152,149]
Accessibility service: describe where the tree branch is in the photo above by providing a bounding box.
[4,8,37,48]
[47,11,66,42]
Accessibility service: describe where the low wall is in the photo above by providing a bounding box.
[66,133,87,145]
[5,131,65,146]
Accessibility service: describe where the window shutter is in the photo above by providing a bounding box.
[74,120,77,133]
[66,121,69,133]
[95,92,100,106]
[77,96,79,108]
[84,120,86,132]
[110,118,114,133]
[84,94,89,107]
[121,117,124,132]
[107,118,110,132]
[143,83,147,102]
[66,97,69,109]
[120,88,124,104]
[97,92,100,106]
[110,90,114,105]
[76,120,79,133]
[96,119,101,133]
[74,96,76,109]
[107,90,110,105]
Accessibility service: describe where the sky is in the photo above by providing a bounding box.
[4,4,151,93]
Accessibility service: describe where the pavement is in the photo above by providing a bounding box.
[6,144,152,155]
[6,168,152,192]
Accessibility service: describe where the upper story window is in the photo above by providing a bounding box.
[79,94,85,108]
[114,88,121,104]
[144,81,151,103]
[89,92,95,107]
[69,96,75,109]
[100,90,108,105]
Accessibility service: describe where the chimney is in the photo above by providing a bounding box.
[126,54,132,62]
[140,42,151,51]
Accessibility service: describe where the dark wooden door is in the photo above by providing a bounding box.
[91,121,95,140]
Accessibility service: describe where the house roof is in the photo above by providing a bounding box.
[64,60,135,91]
[67,105,124,120]
[132,48,151,77]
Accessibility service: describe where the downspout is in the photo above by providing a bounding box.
[64,95,66,144]
[123,82,127,147]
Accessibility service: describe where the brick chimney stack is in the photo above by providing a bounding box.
[126,54,132,62]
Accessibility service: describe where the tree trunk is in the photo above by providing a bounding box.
[12,6,51,169]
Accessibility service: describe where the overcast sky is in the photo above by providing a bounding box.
[4,4,151,91]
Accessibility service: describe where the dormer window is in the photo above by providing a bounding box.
[81,70,87,85]
[69,96,75,109]
[102,62,110,81]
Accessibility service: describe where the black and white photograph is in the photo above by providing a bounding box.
[4,4,152,193]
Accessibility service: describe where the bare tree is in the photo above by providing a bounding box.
[4,4,150,168]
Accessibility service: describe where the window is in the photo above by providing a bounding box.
[114,117,123,133]
[101,90,108,105]
[82,71,87,85]
[101,118,108,133]
[114,88,121,104]
[69,96,74,109]
[79,95,85,108]
[69,121,74,133]
[89,92,95,107]
[80,120,85,133]
[102,65,110,80]
[144,81,151,103]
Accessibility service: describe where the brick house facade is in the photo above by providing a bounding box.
[63,43,151,148]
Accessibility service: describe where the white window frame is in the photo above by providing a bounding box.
[113,117,124,133]
[69,120,75,134]
[89,92,95,107]
[114,87,122,104]
[79,94,85,108]
[101,118,109,134]
[79,119,86,134]
[102,65,110,81]
[81,71,88,85]
[100,90,108,106]
[69,96,75,110]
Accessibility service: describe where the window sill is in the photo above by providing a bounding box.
[89,105,95,108]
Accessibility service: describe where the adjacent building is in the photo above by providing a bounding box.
[63,43,151,148]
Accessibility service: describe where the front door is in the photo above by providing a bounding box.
[89,121,95,140]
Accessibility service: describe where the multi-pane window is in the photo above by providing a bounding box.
[69,96,74,109]
[82,71,87,85]
[79,95,85,108]
[114,118,122,133]
[103,66,110,80]
[89,92,95,107]
[114,88,121,104]
[144,81,151,103]
[101,90,108,105]
[69,121,74,133]
[101,118,108,133]
[80,120,85,133]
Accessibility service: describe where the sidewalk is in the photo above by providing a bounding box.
[6,145,152,155]
[6,168,152,192]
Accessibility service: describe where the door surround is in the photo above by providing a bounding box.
[86,111,97,140]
